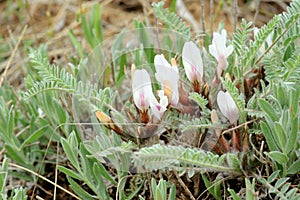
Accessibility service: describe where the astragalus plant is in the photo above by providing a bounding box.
[3,0,299,199]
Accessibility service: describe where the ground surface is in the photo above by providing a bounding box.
[0,0,289,87]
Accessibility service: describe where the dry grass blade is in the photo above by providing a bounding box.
[176,0,200,32]
[5,162,81,200]
[0,25,27,87]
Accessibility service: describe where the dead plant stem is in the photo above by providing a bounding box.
[253,0,261,25]
[174,170,196,200]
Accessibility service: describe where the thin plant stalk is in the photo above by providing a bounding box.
[253,0,261,26]
[201,0,206,35]
[210,0,214,36]
[233,0,238,32]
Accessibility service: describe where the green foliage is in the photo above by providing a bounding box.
[228,178,256,200]
[0,157,28,200]
[0,98,24,161]
[264,50,300,85]
[60,132,112,200]
[180,118,211,132]
[133,144,241,173]
[0,95,49,170]
[111,29,127,88]
[0,82,61,192]
[245,15,279,69]
[83,134,136,199]
[150,178,176,200]
[231,18,253,90]
[24,46,76,98]
[152,1,191,39]
[258,84,300,176]
[245,179,257,200]
[81,4,103,49]
[24,46,115,112]
[188,92,208,110]
[201,173,221,200]
[258,171,300,200]
[22,44,119,199]
[232,0,300,100]
[69,29,84,59]
[1,0,300,199]
[9,187,27,200]
[134,19,156,65]
[233,19,253,59]
[0,157,8,195]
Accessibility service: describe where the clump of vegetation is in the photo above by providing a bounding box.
[0,0,300,199]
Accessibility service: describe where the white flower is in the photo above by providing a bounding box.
[132,69,167,120]
[154,54,179,106]
[209,29,234,70]
[157,90,169,108]
[132,69,156,111]
[217,91,239,125]
[182,41,203,83]
[150,90,168,120]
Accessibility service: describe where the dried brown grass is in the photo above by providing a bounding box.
[0,0,289,87]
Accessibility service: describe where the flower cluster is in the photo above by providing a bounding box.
[132,54,179,123]
[131,29,239,126]
[132,67,169,122]
[96,29,241,151]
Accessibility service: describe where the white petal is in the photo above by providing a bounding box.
[155,65,171,85]
[154,54,174,83]
[154,54,179,105]
[182,41,203,82]
[158,90,164,98]
[160,96,169,108]
[225,45,234,58]
[155,67,179,89]
[221,29,227,43]
[150,97,167,120]
[217,91,239,124]
[215,34,226,56]
[154,54,172,69]
[132,69,153,110]
[150,104,166,120]
[158,90,169,108]
[209,44,218,60]
[182,62,193,82]
[210,30,230,60]
[217,55,228,70]
[171,86,179,106]
[217,91,229,117]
